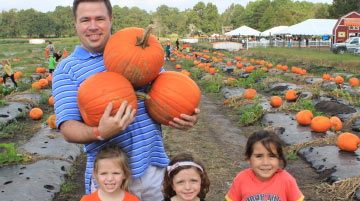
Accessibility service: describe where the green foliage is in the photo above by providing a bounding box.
[40,92,51,105]
[0,85,15,96]
[328,0,360,18]
[286,150,297,160]
[0,120,25,139]
[199,75,224,93]
[237,96,264,126]
[236,70,268,90]
[0,99,9,107]
[0,143,28,164]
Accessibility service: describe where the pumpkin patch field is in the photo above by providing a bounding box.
[1,39,360,201]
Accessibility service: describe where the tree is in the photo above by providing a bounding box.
[328,0,360,18]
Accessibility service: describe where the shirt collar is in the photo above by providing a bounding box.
[73,45,103,59]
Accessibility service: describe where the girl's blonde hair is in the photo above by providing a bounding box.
[1,59,10,66]
[163,153,210,199]
[93,144,131,191]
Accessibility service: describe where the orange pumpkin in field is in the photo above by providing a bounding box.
[296,110,313,125]
[235,56,241,61]
[285,90,297,101]
[209,68,216,75]
[170,57,175,61]
[47,114,57,129]
[250,59,254,63]
[49,96,54,106]
[244,89,257,99]
[227,61,232,66]
[236,62,243,69]
[330,116,342,131]
[311,116,331,133]
[39,78,48,87]
[176,64,181,69]
[29,108,43,120]
[77,72,138,127]
[103,26,164,87]
[139,71,201,125]
[335,76,344,84]
[337,132,360,152]
[349,77,359,87]
[32,82,41,90]
[322,74,331,80]
[270,96,282,108]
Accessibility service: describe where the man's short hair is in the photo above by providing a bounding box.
[73,0,112,19]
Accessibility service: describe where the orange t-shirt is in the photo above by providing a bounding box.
[80,190,139,201]
[226,168,304,201]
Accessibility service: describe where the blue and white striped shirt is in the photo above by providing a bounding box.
[52,46,169,194]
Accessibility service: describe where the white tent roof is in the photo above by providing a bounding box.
[224,25,260,36]
[261,26,289,36]
[275,19,337,35]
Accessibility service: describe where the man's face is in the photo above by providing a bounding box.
[74,2,112,53]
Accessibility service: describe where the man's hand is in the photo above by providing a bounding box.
[168,108,200,131]
[97,101,137,139]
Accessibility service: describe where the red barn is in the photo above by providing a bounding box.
[332,11,360,44]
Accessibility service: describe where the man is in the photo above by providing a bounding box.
[52,0,199,201]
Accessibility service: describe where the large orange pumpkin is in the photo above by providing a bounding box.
[77,72,138,127]
[296,110,313,125]
[311,116,331,133]
[270,96,282,108]
[39,78,48,87]
[337,132,360,152]
[209,68,216,75]
[335,76,344,84]
[103,26,164,87]
[140,71,201,125]
[285,90,297,101]
[29,108,43,120]
[330,116,342,131]
[48,114,57,129]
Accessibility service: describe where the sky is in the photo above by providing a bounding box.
[1,0,333,14]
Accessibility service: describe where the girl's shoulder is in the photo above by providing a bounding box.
[124,191,140,201]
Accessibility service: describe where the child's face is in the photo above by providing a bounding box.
[247,141,281,182]
[94,158,126,194]
[172,167,201,201]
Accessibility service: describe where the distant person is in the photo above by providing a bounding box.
[1,59,17,88]
[175,38,179,50]
[165,39,171,60]
[53,50,63,62]
[80,144,139,201]
[46,41,56,58]
[225,130,304,201]
[45,47,49,59]
[162,153,210,201]
[48,55,56,75]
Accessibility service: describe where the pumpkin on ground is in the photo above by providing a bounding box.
[285,90,297,101]
[330,116,342,131]
[311,116,331,133]
[138,71,201,125]
[337,132,360,152]
[176,64,181,69]
[209,68,216,75]
[227,61,232,66]
[29,108,43,120]
[48,114,57,129]
[49,96,54,106]
[322,74,331,80]
[296,110,313,125]
[32,82,41,90]
[335,76,344,84]
[349,77,359,87]
[244,89,257,99]
[103,26,164,87]
[270,96,282,108]
[77,72,138,127]
[39,78,48,87]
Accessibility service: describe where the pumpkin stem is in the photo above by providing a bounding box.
[135,91,150,101]
[135,26,152,49]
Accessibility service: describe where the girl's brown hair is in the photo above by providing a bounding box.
[162,153,210,199]
[93,144,131,191]
[245,130,287,168]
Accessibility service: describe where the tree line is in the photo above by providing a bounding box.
[0,0,358,38]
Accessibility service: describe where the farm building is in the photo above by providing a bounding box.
[332,11,360,44]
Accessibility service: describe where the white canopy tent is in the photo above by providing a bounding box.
[261,26,289,36]
[274,19,337,35]
[224,25,260,36]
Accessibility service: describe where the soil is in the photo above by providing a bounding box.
[53,61,326,201]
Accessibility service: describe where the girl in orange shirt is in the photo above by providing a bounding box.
[80,144,139,201]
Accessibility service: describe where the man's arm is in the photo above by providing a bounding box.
[60,101,137,144]
[168,108,200,131]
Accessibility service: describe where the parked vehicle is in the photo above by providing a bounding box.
[355,47,360,56]
[331,37,360,54]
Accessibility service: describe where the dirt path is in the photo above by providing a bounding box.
[54,61,326,201]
